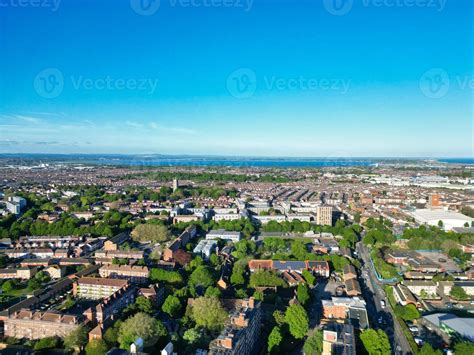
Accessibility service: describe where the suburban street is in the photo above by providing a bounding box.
[356,242,412,355]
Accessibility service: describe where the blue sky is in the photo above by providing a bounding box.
[0,0,472,157]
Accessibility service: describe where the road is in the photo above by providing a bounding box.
[356,241,413,355]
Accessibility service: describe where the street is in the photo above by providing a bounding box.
[356,242,413,355]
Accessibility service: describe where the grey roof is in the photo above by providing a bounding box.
[423,313,474,341]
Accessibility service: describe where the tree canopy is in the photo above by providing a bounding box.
[285,304,309,339]
[303,329,323,355]
[118,313,167,349]
[360,329,391,355]
[132,223,171,243]
[189,297,227,331]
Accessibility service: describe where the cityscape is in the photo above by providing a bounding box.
[1,0,473,355]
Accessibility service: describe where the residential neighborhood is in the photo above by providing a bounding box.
[0,161,473,354]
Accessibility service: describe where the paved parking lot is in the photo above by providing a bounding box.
[418,251,461,273]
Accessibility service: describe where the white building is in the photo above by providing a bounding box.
[6,196,26,215]
[252,215,286,224]
[409,209,473,230]
[206,229,242,243]
[193,239,217,260]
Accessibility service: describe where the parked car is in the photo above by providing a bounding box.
[380,300,386,308]
[414,338,424,346]
[409,326,419,333]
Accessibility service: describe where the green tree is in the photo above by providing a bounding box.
[183,328,201,344]
[209,253,220,266]
[189,266,215,289]
[230,267,246,286]
[303,329,323,355]
[2,280,15,293]
[85,339,109,355]
[28,278,41,290]
[118,313,167,349]
[35,270,51,283]
[205,286,222,298]
[162,295,182,317]
[273,310,286,326]
[360,329,391,355]
[135,296,154,314]
[419,343,442,355]
[302,269,316,286]
[267,326,283,353]
[438,220,444,227]
[285,304,309,339]
[131,223,171,243]
[190,297,227,331]
[104,320,122,346]
[297,283,310,306]
[394,304,420,321]
[450,285,469,300]
[454,341,474,355]
[63,326,88,352]
[34,337,60,351]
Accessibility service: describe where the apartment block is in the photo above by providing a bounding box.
[206,229,242,243]
[209,298,262,355]
[3,310,85,339]
[322,297,369,329]
[99,264,149,284]
[322,323,356,355]
[73,277,129,300]
[316,206,333,226]
[0,267,37,280]
[104,232,130,251]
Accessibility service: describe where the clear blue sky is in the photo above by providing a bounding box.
[0,0,472,157]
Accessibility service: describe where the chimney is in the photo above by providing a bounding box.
[247,297,255,309]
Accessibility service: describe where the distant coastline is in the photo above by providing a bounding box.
[0,154,472,168]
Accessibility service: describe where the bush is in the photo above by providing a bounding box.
[85,339,109,355]
[33,337,60,350]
